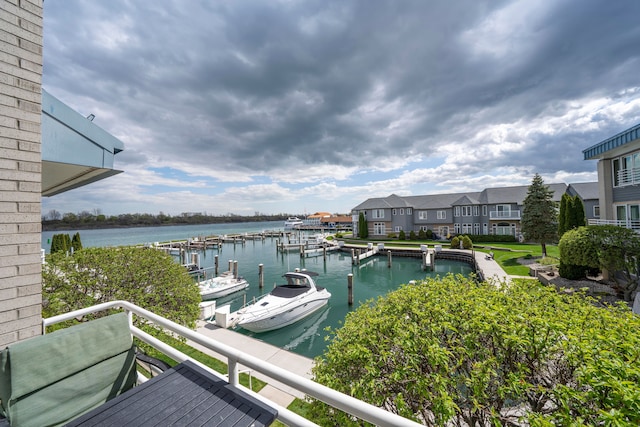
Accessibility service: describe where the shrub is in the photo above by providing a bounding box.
[558,262,588,280]
[409,230,417,240]
[418,229,426,239]
[450,236,460,248]
[309,275,640,425]
[461,235,473,249]
[399,230,406,240]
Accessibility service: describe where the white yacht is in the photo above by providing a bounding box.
[198,271,249,300]
[284,217,304,229]
[236,271,331,333]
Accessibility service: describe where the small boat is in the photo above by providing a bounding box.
[183,262,205,276]
[198,271,249,300]
[284,217,304,229]
[236,270,331,333]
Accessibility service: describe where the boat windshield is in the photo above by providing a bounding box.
[285,275,310,287]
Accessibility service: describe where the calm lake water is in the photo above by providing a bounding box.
[42,222,473,358]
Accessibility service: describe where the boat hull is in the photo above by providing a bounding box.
[199,278,249,300]
[238,293,330,333]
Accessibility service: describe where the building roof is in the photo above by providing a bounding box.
[321,215,352,223]
[352,182,590,212]
[583,122,640,160]
[41,89,125,196]
[478,183,567,205]
[567,182,599,200]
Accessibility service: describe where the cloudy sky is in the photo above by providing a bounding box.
[41,0,640,217]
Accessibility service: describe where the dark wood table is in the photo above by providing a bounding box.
[65,360,277,426]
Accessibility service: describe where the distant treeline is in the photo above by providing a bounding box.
[42,211,296,231]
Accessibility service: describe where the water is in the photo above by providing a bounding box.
[42,222,473,358]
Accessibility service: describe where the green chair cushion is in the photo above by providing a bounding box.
[0,313,137,427]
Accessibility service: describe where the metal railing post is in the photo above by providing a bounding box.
[228,356,240,386]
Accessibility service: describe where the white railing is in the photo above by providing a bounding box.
[587,218,640,231]
[617,168,640,186]
[489,210,521,220]
[43,300,422,427]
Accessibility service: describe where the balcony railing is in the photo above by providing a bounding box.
[616,168,640,186]
[43,300,422,427]
[489,210,521,220]
[587,218,640,231]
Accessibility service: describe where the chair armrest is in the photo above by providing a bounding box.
[135,348,171,376]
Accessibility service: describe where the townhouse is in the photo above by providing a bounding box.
[351,182,598,239]
[583,122,640,231]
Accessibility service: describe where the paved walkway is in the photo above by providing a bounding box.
[188,322,314,407]
[473,249,511,283]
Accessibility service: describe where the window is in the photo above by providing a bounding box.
[593,206,600,217]
[394,226,402,232]
[474,223,480,234]
[482,205,487,216]
[439,226,449,237]
[400,208,404,215]
[437,210,446,219]
[419,211,428,220]
[493,222,515,236]
[462,223,472,233]
[473,206,479,216]
[372,209,384,219]
[454,206,460,216]
[420,226,429,231]
[462,206,472,216]
[612,151,640,187]
[407,208,412,214]
[373,222,386,235]
[392,209,397,216]
[454,223,460,233]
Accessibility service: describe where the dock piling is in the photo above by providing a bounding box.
[258,264,264,289]
[387,250,392,268]
[347,274,353,305]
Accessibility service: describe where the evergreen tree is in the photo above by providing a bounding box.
[558,193,570,237]
[521,174,557,257]
[71,232,83,251]
[357,212,369,239]
[63,233,72,252]
[570,195,586,229]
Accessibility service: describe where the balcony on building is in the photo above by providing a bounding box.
[489,209,521,220]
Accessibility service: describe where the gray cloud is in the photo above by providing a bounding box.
[43,0,640,214]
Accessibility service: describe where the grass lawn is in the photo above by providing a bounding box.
[474,242,559,276]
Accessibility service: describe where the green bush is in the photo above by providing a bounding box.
[398,230,406,240]
[558,262,588,280]
[387,232,397,239]
[309,275,640,425]
[450,236,460,248]
[461,235,473,249]
[409,230,417,240]
[418,229,426,239]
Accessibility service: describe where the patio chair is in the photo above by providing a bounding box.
[0,313,138,427]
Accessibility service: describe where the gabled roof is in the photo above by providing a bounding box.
[478,183,567,205]
[451,194,480,206]
[352,194,412,210]
[405,192,482,209]
[567,182,599,200]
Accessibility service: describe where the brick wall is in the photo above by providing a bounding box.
[0,0,43,346]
